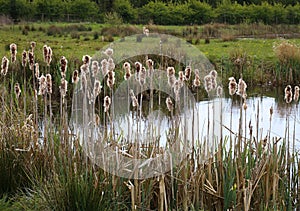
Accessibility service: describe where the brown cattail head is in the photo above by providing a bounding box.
[35,63,39,78]
[167,67,175,76]
[185,66,191,80]
[1,56,9,76]
[91,61,99,77]
[46,46,52,66]
[72,70,79,84]
[294,86,299,102]
[93,79,102,97]
[193,74,201,87]
[217,85,223,97]
[178,71,185,87]
[22,50,27,67]
[107,71,115,89]
[130,89,139,107]
[30,41,36,51]
[101,59,108,76]
[43,45,48,62]
[38,74,47,96]
[123,62,131,80]
[270,106,273,116]
[167,67,176,87]
[82,55,91,66]
[284,85,293,103]
[204,75,213,93]
[108,58,115,72]
[103,96,111,112]
[228,77,237,96]
[60,56,68,78]
[237,78,247,99]
[135,62,142,81]
[139,67,147,86]
[59,78,68,102]
[104,48,113,57]
[210,70,217,78]
[46,73,52,94]
[14,82,21,99]
[166,97,173,112]
[28,50,35,71]
[146,59,154,76]
[10,43,17,63]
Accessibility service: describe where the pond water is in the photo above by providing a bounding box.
[112,93,300,150]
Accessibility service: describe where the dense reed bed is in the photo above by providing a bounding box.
[0,40,300,211]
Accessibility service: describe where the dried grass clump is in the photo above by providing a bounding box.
[274,41,300,65]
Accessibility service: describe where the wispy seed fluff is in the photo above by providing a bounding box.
[104,48,113,57]
[237,78,247,99]
[107,70,115,89]
[1,56,9,76]
[103,96,111,113]
[167,67,176,87]
[185,66,191,81]
[28,50,34,71]
[135,62,142,81]
[284,85,293,104]
[72,70,79,84]
[93,79,102,98]
[130,89,139,107]
[228,77,237,96]
[34,63,39,78]
[123,62,131,80]
[59,78,68,103]
[166,97,173,112]
[14,83,21,99]
[91,61,99,77]
[101,59,108,76]
[38,74,47,96]
[22,50,27,67]
[139,67,147,86]
[60,56,68,78]
[146,59,154,76]
[46,73,52,94]
[294,86,299,102]
[10,43,17,63]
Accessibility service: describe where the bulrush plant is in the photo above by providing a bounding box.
[1,41,300,211]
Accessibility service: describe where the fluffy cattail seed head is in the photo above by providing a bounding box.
[91,61,99,77]
[210,70,217,78]
[72,70,79,84]
[10,43,17,63]
[93,80,102,97]
[46,73,52,94]
[146,59,154,76]
[30,41,36,51]
[46,46,52,66]
[108,58,115,72]
[139,67,147,86]
[14,82,21,99]
[104,48,113,57]
[285,85,293,103]
[59,78,68,102]
[294,86,299,102]
[38,74,47,96]
[135,62,142,81]
[185,66,191,80]
[228,77,237,96]
[43,45,48,62]
[82,55,91,66]
[22,50,27,67]
[217,85,223,97]
[103,96,111,112]
[35,63,39,78]
[123,62,131,80]
[101,59,108,76]
[204,75,213,93]
[193,74,200,87]
[1,56,9,76]
[166,97,173,112]
[107,71,115,89]
[237,78,247,99]
[28,50,34,71]
[60,56,68,78]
